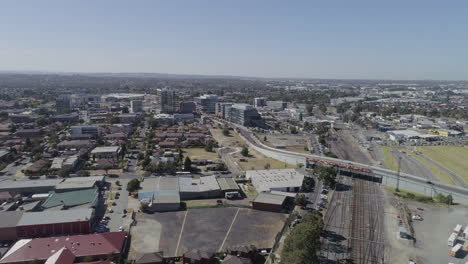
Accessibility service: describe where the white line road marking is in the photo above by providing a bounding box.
[218,208,240,252]
[175,210,189,256]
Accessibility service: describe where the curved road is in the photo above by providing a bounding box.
[213,118,468,203]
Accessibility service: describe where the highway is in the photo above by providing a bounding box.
[211,118,468,203]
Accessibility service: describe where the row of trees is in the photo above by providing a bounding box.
[281,211,324,263]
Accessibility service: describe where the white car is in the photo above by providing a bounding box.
[119,226,124,231]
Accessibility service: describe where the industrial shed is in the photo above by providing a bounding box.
[179,175,220,199]
[41,188,99,209]
[55,176,104,192]
[16,208,94,238]
[252,193,286,212]
[216,177,240,194]
[0,211,23,241]
[0,179,62,194]
[247,169,304,193]
[138,177,181,212]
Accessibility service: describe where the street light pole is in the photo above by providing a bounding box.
[396,156,402,192]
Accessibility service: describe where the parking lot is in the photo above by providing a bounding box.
[384,199,468,264]
[130,207,288,259]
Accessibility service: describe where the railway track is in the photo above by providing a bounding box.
[321,176,353,263]
[350,179,385,264]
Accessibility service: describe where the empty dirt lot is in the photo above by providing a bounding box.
[130,207,288,258]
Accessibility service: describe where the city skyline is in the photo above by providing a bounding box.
[1,0,468,80]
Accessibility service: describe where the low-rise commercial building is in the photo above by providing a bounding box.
[71,125,100,139]
[91,146,121,159]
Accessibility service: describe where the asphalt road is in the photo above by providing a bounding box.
[106,178,130,232]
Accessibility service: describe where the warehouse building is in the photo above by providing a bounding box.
[216,177,240,195]
[0,232,127,264]
[246,169,304,192]
[0,179,62,194]
[55,176,104,192]
[0,211,23,241]
[41,188,99,210]
[179,175,220,199]
[16,208,94,238]
[138,177,180,212]
[252,193,286,212]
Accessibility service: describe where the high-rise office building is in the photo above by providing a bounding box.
[157,88,177,114]
[56,95,72,114]
[194,94,219,114]
[228,104,263,127]
[253,97,267,108]
[131,100,143,113]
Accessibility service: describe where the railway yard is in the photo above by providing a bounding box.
[321,176,385,264]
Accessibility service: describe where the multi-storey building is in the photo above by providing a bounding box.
[131,100,143,113]
[228,104,263,127]
[194,94,219,114]
[157,88,177,113]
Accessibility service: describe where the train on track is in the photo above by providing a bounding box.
[306,157,373,174]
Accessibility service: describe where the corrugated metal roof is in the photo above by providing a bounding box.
[0,211,23,228]
[216,177,239,191]
[253,193,286,205]
[42,188,98,209]
[0,232,126,263]
[17,209,94,226]
[179,176,220,193]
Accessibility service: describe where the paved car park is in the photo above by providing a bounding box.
[130,207,288,258]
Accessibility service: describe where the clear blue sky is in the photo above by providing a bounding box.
[1,0,467,80]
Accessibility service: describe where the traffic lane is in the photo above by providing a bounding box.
[106,179,130,232]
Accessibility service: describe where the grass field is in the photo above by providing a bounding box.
[381,146,399,171]
[416,146,468,183]
[235,147,297,171]
[210,128,244,148]
[405,151,457,186]
[182,148,220,160]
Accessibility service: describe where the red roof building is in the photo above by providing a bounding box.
[0,232,126,264]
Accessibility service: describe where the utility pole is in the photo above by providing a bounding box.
[396,156,402,192]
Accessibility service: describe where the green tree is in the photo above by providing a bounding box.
[204,142,214,152]
[58,168,71,178]
[281,211,323,264]
[222,127,230,136]
[319,103,327,113]
[127,179,140,192]
[77,170,90,177]
[295,194,307,206]
[241,147,249,157]
[122,106,129,113]
[314,165,337,188]
[140,202,149,212]
[109,116,120,124]
[184,156,192,171]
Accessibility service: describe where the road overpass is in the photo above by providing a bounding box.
[215,118,468,204]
